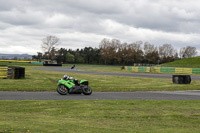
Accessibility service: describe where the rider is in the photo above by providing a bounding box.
[63,75,75,80]
[63,75,69,80]
[62,75,74,93]
[63,74,79,85]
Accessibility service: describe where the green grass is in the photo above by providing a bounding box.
[1,100,200,133]
[0,61,120,67]
[163,56,200,68]
[1,63,200,133]
[0,61,200,91]
[1,66,200,91]
[0,61,42,66]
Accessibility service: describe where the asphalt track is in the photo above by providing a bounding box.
[32,67,200,80]
[1,67,200,100]
[1,91,200,100]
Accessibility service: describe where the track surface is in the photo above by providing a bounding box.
[1,67,200,100]
[32,67,200,80]
[1,91,200,100]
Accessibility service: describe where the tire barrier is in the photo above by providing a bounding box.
[172,75,191,84]
[125,66,200,75]
[43,64,62,66]
[8,66,25,79]
[0,66,25,79]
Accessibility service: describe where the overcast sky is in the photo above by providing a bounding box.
[0,0,200,55]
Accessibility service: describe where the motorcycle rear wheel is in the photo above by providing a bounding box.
[57,85,68,95]
[82,86,92,95]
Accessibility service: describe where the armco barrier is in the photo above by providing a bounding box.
[0,66,8,78]
[0,60,35,63]
[125,66,127,71]
[31,62,43,64]
[125,66,200,75]
[183,68,193,74]
[132,67,138,72]
[151,67,161,73]
[127,66,132,71]
[138,67,146,72]
[192,68,200,74]
[146,67,151,72]
[160,67,175,73]
[175,68,192,74]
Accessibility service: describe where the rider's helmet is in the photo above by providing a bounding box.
[63,75,69,80]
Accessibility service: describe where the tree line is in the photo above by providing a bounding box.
[32,36,198,65]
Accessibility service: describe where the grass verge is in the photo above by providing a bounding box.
[1,66,200,91]
[1,100,200,133]
[163,56,200,68]
[0,61,120,67]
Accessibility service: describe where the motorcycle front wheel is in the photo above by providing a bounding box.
[57,85,68,95]
[82,86,92,95]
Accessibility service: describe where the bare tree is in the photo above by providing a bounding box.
[116,42,128,64]
[159,44,176,58]
[41,35,60,60]
[159,44,177,63]
[144,42,157,55]
[179,47,185,59]
[99,38,111,65]
[129,41,143,63]
[143,42,159,63]
[179,46,197,58]
[174,49,179,60]
[99,38,120,64]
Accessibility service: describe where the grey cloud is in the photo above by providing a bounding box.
[2,0,200,33]
[0,10,45,26]
[0,0,200,54]
[107,0,200,33]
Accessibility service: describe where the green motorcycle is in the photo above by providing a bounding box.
[57,75,92,95]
